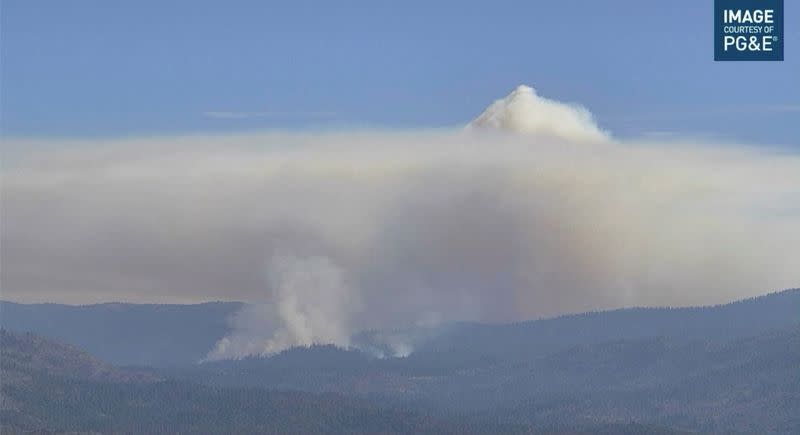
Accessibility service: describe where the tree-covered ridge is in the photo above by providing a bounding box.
[0,330,532,434]
[172,324,800,434]
[2,289,797,368]
[2,289,798,434]
[0,329,159,384]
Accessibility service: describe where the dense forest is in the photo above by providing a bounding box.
[2,289,799,434]
[1,330,522,434]
[1,330,690,434]
[165,325,800,434]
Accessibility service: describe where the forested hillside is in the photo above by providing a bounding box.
[0,330,532,434]
[2,289,799,434]
[171,324,800,433]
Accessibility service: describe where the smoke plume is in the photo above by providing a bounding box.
[207,255,359,359]
[2,86,798,359]
[468,85,608,141]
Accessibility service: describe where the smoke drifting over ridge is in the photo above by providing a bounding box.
[2,86,799,359]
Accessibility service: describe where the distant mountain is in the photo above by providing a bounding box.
[0,301,242,366]
[2,288,798,369]
[402,288,800,369]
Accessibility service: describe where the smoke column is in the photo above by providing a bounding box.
[2,86,798,359]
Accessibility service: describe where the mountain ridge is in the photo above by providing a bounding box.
[1,288,798,367]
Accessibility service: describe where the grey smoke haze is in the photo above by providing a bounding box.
[2,86,799,358]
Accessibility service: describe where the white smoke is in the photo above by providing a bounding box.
[207,255,359,359]
[468,85,608,141]
[2,85,799,360]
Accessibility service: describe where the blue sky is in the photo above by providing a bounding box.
[2,0,798,144]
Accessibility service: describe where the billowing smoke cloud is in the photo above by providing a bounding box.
[207,255,360,359]
[2,86,799,359]
[468,85,608,141]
